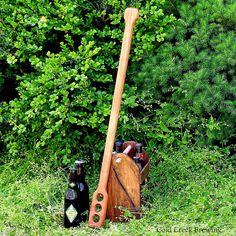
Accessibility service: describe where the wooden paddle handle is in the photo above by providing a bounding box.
[88,8,139,228]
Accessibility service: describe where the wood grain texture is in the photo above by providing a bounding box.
[88,8,139,228]
[107,153,141,222]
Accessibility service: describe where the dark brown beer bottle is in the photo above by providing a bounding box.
[115,140,124,153]
[134,143,145,169]
[75,160,89,222]
[64,167,81,228]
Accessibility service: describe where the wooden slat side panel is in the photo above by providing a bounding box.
[140,161,150,184]
[107,153,141,222]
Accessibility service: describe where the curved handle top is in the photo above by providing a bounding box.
[124,8,139,26]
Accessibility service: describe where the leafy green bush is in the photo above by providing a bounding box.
[0,24,6,92]
[131,0,236,146]
[0,0,174,165]
[0,78,3,92]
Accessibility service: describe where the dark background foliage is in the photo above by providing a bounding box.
[128,0,236,149]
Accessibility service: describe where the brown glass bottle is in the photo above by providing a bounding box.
[64,167,81,228]
[115,140,124,153]
[75,160,89,222]
[134,143,145,169]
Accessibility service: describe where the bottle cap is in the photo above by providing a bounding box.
[135,143,142,148]
[115,140,124,146]
[75,160,86,166]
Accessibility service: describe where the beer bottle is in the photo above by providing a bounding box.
[134,143,145,169]
[64,167,81,228]
[133,155,142,171]
[115,140,124,153]
[75,160,89,222]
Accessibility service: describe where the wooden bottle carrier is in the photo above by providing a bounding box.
[107,141,150,222]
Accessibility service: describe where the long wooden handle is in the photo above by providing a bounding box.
[88,8,139,228]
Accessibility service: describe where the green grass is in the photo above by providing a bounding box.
[0,146,235,235]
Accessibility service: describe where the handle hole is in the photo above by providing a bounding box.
[97,193,103,202]
[95,204,102,212]
[93,214,100,223]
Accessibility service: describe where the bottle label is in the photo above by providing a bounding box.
[66,204,78,223]
[66,189,77,200]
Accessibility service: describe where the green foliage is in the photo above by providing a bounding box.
[0,0,174,164]
[0,147,235,235]
[142,146,236,230]
[0,160,67,234]
[131,0,236,146]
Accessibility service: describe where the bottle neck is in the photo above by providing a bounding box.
[136,146,142,154]
[115,140,124,153]
[77,166,85,182]
[116,145,123,153]
[135,143,143,159]
[68,169,77,182]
